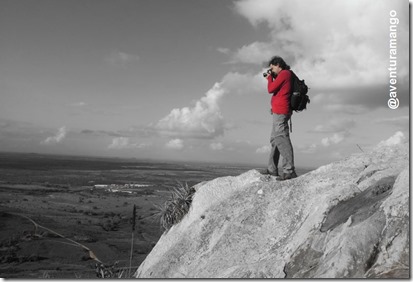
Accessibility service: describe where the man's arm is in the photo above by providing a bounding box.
[267,70,289,94]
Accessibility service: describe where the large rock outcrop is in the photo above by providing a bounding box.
[135,141,409,278]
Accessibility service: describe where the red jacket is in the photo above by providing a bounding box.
[267,69,291,115]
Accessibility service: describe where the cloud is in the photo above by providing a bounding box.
[217,47,230,54]
[232,41,275,65]
[322,104,367,115]
[210,142,224,151]
[70,102,87,107]
[312,118,354,147]
[152,0,407,144]
[233,0,408,83]
[256,145,271,154]
[374,116,409,130]
[377,131,406,147]
[0,118,48,149]
[153,71,266,139]
[155,83,226,139]
[311,85,409,113]
[108,137,147,149]
[166,139,184,150]
[297,143,317,154]
[220,71,264,95]
[41,126,67,145]
[231,0,409,110]
[81,129,123,137]
[108,137,130,149]
[321,132,348,147]
[105,51,140,66]
[312,118,356,133]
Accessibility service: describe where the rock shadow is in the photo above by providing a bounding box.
[320,176,396,232]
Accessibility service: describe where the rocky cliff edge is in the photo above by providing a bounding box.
[135,138,409,278]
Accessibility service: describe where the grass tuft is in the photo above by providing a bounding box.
[154,182,196,232]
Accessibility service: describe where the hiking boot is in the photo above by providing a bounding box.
[265,169,279,177]
[277,171,297,181]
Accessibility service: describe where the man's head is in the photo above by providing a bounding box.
[268,56,290,74]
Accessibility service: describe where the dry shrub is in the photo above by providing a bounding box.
[95,262,129,278]
[155,182,196,232]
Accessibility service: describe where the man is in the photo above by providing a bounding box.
[265,56,297,180]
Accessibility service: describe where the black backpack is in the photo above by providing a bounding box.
[290,71,310,112]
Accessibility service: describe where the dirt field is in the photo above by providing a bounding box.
[0,181,167,278]
[0,152,259,278]
[0,153,190,278]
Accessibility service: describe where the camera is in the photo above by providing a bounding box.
[263,69,275,78]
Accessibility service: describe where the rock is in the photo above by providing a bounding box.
[135,142,409,278]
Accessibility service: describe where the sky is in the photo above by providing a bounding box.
[0,0,410,168]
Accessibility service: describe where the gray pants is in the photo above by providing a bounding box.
[268,114,295,174]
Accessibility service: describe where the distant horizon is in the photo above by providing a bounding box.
[0,150,319,171]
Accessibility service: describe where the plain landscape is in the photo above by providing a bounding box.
[0,152,313,278]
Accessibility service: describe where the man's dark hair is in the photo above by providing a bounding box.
[268,56,290,70]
